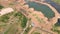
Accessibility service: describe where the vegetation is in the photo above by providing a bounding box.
[9,3,14,5]
[0,11,28,34]
[23,26,32,34]
[52,22,60,34]
[24,27,30,34]
[14,12,22,17]
[23,21,32,34]
[4,24,17,34]
[54,18,60,27]
[0,5,4,9]
[54,22,60,27]
[52,26,60,34]
[0,15,9,23]
[52,0,60,4]
[32,31,40,34]
[32,32,40,34]
[0,12,14,23]
[33,14,45,23]
[21,16,28,28]
[36,16,45,23]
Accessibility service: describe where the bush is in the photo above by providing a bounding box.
[21,16,27,28]
[0,15,9,23]
[0,5,4,9]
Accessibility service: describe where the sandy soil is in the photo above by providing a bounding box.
[0,8,14,16]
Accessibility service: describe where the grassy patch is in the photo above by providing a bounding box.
[24,28,30,34]
[52,0,60,4]
[0,12,14,23]
[0,15,9,23]
[4,24,17,34]
[14,12,22,17]
[23,26,32,34]
[54,21,60,27]
[52,24,60,34]
[21,16,28,28]
[0,5,4,9]
[32,31,40,34]
[0,11,28,34]
[32,32,40,34]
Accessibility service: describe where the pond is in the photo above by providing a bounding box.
[45,0,60,13]
[26,1,55,19]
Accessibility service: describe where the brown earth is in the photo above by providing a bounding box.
[0,0,60,34]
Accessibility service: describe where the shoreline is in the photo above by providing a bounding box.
[0,0,60,34]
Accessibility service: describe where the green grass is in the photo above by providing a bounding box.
[0,12,14,23]
[4,24,17,34]
[52,24,60,34]
[0,5,4,9]
[23,22,32,34]
[11,11,28,28]
[23,26,32,34]
[14,12,22,17]
[32,31,40,34]
[20,9,28,28]
[54,22,60,27]
[0,11,28,34]
[52,0,60,4]
[21,16,28,28]
[24,28,30,34]
[32,32,40,34]
[0,14,10,23]
[0,11,27,28]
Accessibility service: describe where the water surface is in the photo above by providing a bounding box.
[27,1,55,19]
[45,0,60,13]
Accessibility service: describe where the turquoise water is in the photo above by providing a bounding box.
[27,2,55,19]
